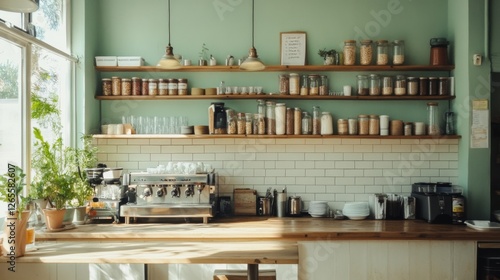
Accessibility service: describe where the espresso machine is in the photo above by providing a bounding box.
[120,172,218,224]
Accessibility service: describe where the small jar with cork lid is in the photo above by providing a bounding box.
[359,40,373,65]
[343,40,357,65]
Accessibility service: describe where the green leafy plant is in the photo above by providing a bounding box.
[0,165,30,217]
[318,48,337,59]
[68,134,99,207]
[199,43,209,60]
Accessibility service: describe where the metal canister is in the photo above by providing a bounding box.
[288,196,302,216]
[258,197,272,216]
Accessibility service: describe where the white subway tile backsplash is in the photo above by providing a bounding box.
[355,161,373,169]
[325,169,344,177]
[333,145,354,152]
[149,139,172,145]
[171,153,193,161]
[256,152,278,160]
[314,161,335,169]
[118,145,141,154]
[276,138,306,145]
[141,146,161,154]
[305,185,326,193]
[127,139,150,145]
[439,153,459,161]
[344,169,364,177]
[296,177,315,185]
[183,145,204,153]
[193,153,216,161]
[364,153,384,160]
[98,145,117,153]
[306,169,325,177]
[278,153,305,161]
[108,153,129,161]
[150,153,172,161]
[335,177,355,185]
[305,153,324,160]
[277,176,296,185]
[355,177,374,185]
[107,139,128,145]
[171,139,193,145]
[344,153,363,160]
[334,161,355,169]
[314,144,334,153]
[286,169,305,177]
[324,153,344,160]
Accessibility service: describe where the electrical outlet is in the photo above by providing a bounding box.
[473,54,482,66]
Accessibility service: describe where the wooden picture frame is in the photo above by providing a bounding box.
[280,31,307,66]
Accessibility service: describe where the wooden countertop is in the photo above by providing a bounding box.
[36,217,500,242]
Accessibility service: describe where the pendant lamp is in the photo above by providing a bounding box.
[0,0,39,13]
[157,0,181,69]
[239,0,265,71]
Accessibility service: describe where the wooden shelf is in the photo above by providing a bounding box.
[96,94,456,101]
[95,65,455,73]
[93,134,461,140]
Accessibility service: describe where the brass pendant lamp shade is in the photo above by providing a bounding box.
[240,0,265,71]
[0,0,39,13]
[157,0,181,69]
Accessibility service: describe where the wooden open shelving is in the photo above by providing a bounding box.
[93,134,461,140]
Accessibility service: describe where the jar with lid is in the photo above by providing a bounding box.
[348,118,358,135]
[357,75,369,95]
[343,40,356,65]
[132,77,142,95]
[369,115,380,135]
[301,112,312,135]
[289,73,299,95]
[394,75,407,95]
[158,79,169,95]
[404,122,413,136]
[237,113,246,135]
[439,77,450,96]
[279,74,289,95]
[428,77,438,96]
[376,40,389,65]
[148,78,158,96]
[168,78,178,95]
[255,113,265,135]
[430,38,449,66]
[294,108,302,135]
[319,75,328,96]
[312,106,321,135]
[286,107,294,135]
[308,75,319,95]
[300,75,309,95]
[419,77,429,96]
[257,99,265,116]
[245,113,253,135]
[369,74,381,95]
[111,76,121,96]
[226,109,237,135]
[275,103,286,135]
[178,78,188,95]
[382,76,393,95]
[360,40,373,65]
[427,102,441,136]
[392,40,405,65]
[266,101,276,135]
[407,77,419,95]
[102,78,112,96]
[358,114,369,135]
[142,78,149,95]
[321,112,333,135]
[337,119,348,135]
[121,78,132,96]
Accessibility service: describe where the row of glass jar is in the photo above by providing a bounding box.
[343,39,405,66]
[356,74,452,96]
[278,74,329,95]
[102,77,188,96]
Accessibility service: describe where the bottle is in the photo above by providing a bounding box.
[445,111,455,135]
[257,99,265,116]
[452,192,466,224]
[427,102,441,136]
[218,81,225,95]
[312,106,321,135]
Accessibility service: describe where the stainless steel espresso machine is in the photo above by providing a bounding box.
[120,172,218,224]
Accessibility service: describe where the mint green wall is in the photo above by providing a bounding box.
[491,0,500,72]
[74,0,493,219]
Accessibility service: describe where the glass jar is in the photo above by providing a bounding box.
[279,74,289,95]
[321,112,333,135]
[382,76,393,95]
[286,107,294,135]
[148,78,158,96]
[419,77,429,96]
[294,108,302,135]
[369,74,381,96]
[407,77,419,96]
[439,77,450,96]
[319,75,328,96]
[343,40,356,65]
[255,113,265,135]
[427,102,441,136]
[102,78,112,96]
[275,103,286,135]
[428,77,438,96]
[358,114,369,135]
[376,40,389,65]
[445,111,455,135]
[337,119,348,135]
[357,75,369,96]
[257,99,266,116]
[237,112,246,135]
[158,78,169,95]
[394,75,407,95]
[289,73,300,95]
[312,106,321,135]
[301,112,312,135]
[132,77,142,95]
[245,113,253,135]
[404,122,413,136]
[430,38,449,66]
[392,40,405,65]
[121,78,132,96]
[178,78,188,95]
[360,40,373,65]
[266,101,276,135]
[308,75,320,95]
[141,78,149,96]
[226,109,237,135]
[111,76,121,96]
[348,118,358,135]
[168,78,178,95]
[369,115,380,135]
[300,74,309,95]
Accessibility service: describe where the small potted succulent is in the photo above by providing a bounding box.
[318,48,337,65]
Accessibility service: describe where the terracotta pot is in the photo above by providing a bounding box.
[2,211,30,257]
[42,208,66,230]
[73,206,87,225]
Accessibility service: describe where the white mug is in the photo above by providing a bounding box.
[343,85,352,96]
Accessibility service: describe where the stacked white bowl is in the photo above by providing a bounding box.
[308,201,329,217]
[343,202,370,220]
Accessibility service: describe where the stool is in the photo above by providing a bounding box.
[213,268,276,280]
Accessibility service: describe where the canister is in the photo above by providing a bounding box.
[288,196,302,216]
[258,197,272,216]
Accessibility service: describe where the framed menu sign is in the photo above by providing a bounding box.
[280,31,307,65]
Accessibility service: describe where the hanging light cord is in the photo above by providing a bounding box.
[251,0,255,48]
[168,0,171,45]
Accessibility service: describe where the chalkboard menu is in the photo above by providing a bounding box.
[280,31,307,66]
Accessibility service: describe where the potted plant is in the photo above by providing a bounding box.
[0,165,31,257]
[318,48,337,65]
[198,43,209,66]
